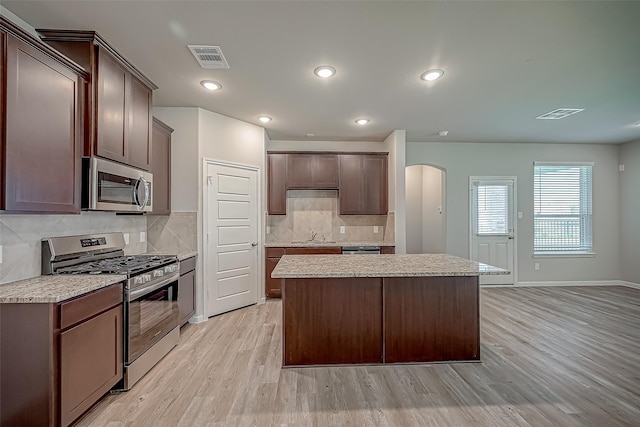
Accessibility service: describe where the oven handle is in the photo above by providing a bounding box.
[127,273,179,302]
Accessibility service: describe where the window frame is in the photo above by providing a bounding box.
[533,161,594,256]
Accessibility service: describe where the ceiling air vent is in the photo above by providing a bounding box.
[188,45,229,69]
[536,108,585,120]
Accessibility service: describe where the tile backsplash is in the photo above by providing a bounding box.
[0,212,147,284]
[266,190,394,243]
[147,212,197,253]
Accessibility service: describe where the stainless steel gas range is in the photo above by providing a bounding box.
[42,232,180,390]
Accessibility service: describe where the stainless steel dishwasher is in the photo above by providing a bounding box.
[341,246,381,254]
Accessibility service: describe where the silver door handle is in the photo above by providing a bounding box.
[508,236,514,240]
[251,242,258,246]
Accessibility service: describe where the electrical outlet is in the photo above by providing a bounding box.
[340,226,346,234]
[266,226,271,234]
[518,211,523,219]
[123,233,130,244]
[373,226,379,233]
[140,232,146,243]
[534,263,540,271]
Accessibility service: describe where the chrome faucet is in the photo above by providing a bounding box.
[311,230,317,241]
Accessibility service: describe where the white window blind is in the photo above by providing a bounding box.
[476,185,510,235]
[533,162,593,253]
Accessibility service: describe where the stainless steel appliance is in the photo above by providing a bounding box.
[82,157,153,212]
[342,246,381,254]
[42,232,179,390]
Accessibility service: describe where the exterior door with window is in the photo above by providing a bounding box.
[470,177,516,285]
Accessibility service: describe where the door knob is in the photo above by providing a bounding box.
[251,242,258,246]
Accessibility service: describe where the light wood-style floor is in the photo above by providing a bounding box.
[78,286,640,426]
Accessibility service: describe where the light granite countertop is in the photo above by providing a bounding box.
[265,241,395,248]
[271,253,508,278]
[0,274,126,303]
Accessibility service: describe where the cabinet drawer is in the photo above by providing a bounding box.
[180,256,197,274]
[266,247,286,258]
[286,247,342,255]
[60,283,123,330]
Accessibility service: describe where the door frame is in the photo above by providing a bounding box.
[468,176,518,286]
[202,158,263,318]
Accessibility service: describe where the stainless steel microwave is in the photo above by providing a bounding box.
[82,157,153,212]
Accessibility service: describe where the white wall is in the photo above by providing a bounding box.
[422,166,446,253]
[619,139,640,284]
[383,130,407,253]
[151,107,266,320]
[406,141,621,283]
[405,165,423,253]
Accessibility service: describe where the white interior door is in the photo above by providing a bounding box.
[470,177,516,285]
[205,161,259,317]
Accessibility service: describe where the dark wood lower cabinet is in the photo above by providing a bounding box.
[179,256,197,326]
[281,275,479,366]
[0,283,123,426]
[282,277,383,365]
[384,276,479,363]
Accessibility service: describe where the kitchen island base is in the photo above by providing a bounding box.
[282,275,479,366]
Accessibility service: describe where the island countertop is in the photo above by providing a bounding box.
[271,253,508,278]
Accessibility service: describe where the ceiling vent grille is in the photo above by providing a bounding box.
[188,45,230,69]
[536,108,585,120]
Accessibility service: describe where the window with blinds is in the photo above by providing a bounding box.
[476,185,510,235]
[533,162,593,253]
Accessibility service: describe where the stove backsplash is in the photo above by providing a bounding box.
[146,212,197,253]
[0,212,147,285]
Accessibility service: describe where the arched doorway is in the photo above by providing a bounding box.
[405,165,446,254]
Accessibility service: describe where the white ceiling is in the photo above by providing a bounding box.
[3,1,640,144]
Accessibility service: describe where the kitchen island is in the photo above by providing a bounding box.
[271,253,507,366]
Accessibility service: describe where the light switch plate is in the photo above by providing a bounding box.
[266,226,271,234]
[518,212,523,219]
[340,226,346,234]
[534,263,540,271]
[0,245,3,264]
[123,233,130,244]
[373,226,379,233]
[140,232,146,243]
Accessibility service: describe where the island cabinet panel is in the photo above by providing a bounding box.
[267,153,287,214]
[282,277,383,365]
[2,25,84,213]
[383,276,479,363]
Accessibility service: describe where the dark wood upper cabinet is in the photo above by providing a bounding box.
[1,18,86,213]
[37,30,158,171]
[286,153,338,189]
[151,117,173,215]
[268,153,287,215]
[339,154,388,215]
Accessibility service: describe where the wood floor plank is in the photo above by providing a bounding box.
[76,286,640,426]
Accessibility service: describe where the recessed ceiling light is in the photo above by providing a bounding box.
[314,66,336,78]
[306,133,315,137]
[355,118,370,125]
[420,69,444,81]
[201,80,221,91]
[633,121,640,126]
[438,130,449,136]
[257,116,272,123]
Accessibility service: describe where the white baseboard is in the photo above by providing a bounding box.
[258,296,266,305]
[620,281,640,290]
[487,280,622,288]
[189,315,208,324]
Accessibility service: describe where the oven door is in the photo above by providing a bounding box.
[126,275,179,364]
